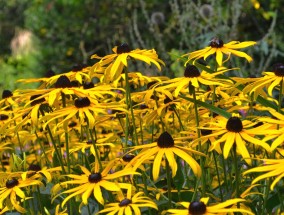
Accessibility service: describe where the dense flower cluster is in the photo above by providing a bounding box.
[0,40,283,214]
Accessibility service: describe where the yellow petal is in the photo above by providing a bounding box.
[82,184,94,205]
[223,132,235,159]
[216,49,223,66]
[152,149,165,181]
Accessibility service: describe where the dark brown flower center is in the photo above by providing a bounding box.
[273,63,284,77]
[28,164,41,172]
[68,121,77,128]
[226,117,243,132]
[83,82,94,89]
[70,80,80,87]
[30,95,45,106]
[119,198,132,207]
[54,75,72,88]
[209,37,224,48]
[0,114,9,121]
[75,97,91,108]
[164,96,173,104]
[147,81,158,89]
[6,178,19,189]
[122,154,135,162]
[253,122,263,128]
[2,90,13,99]
[189,201,207,215]
[184,65,200,77]
[200,129,212,136]
[157,131,174,148]
[117,43,131,54]
[88,173,102,183]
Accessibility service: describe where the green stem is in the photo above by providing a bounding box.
[165,159,172,208]
[262,179,270,215]
[220,152,229,192]
[61,92,71,173]
[41,109,65,174]
[88,127,103,171]
[65,132,71,173]
[172,106,184,130]
[153,92,166,132]
[192,87,206,197]
[233,145,240,203]
[212,151,223,201]
[191,176,199,202]
[124,68,139,146]
[36,185,44,215]
[34,131,51,167]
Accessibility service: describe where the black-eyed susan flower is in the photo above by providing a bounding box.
[98,189,158,215]
[126,131,204,181]
[166,197,254,215]
[183,38,256,66]
[42,96,125,130]
[0,90,16,109]
[243,63,284,99]
[53,162,139,206]
[157,65,232,97]
[91,43,165,83]
[0,175,43,213]
[203,114,271,165]
[244,158,284,190]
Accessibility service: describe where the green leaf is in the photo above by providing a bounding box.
[266,192,280,213]
[180,95,231,119]
[256,96,282,113]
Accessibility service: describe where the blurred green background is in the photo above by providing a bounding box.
[0,0,283,91]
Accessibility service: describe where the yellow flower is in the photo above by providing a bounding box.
[244,158,284,190]
[203,114,271,165]
[166,197,254,215]
[0,90,16,108]
[53,163,139,206]
[91,43,165,83]
[243,63,284,99]
[126,131,204,181]
[183,38,256,66]
[98,189,157,215]
[157,65,232,97]
[42,96,125,130]
[0,175,43,213]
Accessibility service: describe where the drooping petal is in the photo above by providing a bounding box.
[173,147,201,177]
[223,132,235,159]
[152,149,165,181]
[82,184,95,205]
[165,149,177,178]
[235,133,251,165]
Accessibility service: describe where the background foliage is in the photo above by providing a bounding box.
[0,0,283,91]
